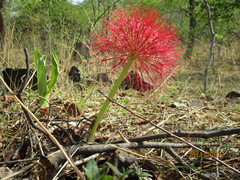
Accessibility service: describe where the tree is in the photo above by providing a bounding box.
[0,0,5,48]
[7,0,84,52]
[203,0,216,94]
[184,0,197,59]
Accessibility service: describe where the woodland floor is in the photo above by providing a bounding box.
[0,59,240,179]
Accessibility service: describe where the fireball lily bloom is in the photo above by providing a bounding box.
[88,6,182,141]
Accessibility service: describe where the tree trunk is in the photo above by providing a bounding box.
[0,0,5,48]
[203,0,216,94]
[184,0,197,59]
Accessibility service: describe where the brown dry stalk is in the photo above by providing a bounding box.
[97,90,240,175]
[0,76,84,179]
[109,144,145,158]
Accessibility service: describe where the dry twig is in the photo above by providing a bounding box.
[111,127,240,143]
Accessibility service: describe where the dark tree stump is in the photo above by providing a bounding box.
[2,68,38,91]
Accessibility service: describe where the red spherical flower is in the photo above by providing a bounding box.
[90,6,182,88]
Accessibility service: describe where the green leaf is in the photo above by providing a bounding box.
[138,172,153,178]
[48,51,59,93]
[33,49,48,107]
[105,162,122,177]
[233,105,240,111]
[33,49,60,108]
[119,169,132,180]
[100,175,113,180]
[84,159,100,180]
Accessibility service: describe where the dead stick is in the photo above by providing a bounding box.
[111,127,240,143]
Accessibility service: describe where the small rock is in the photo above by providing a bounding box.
[68,66,82,82]
[115,149,135,167]
[226,91,240,99]
[170,102,188,109]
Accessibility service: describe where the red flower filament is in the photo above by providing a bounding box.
[91,6,182,88]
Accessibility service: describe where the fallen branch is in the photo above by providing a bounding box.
[46,141,215,168]
[0,158,39,165]
[111,127,240,143]
[1,142,217,180]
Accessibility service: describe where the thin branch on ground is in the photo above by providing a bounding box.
[39,117,92,123]
[1,162,38,180]
[0,158,39,165]
[111,127,240,143]
[46,141,216,164]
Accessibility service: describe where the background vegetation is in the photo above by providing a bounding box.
[1,0,240,93]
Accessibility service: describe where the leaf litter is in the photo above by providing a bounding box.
[0,78,239,179]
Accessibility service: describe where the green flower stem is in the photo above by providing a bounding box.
[88,57,135,142]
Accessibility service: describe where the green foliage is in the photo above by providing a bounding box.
[122,0,240,41]
[79,0,120,32]
[233,105,240,111]
[84,159,152,180]
[134,167,153,180]
[84,159,134,180]
[105,162,133,179]
[33,49,59,108]
[4,0,240,53]
[5,0,84,52]
[84,159,113,180]
[84,159,100,180]
[194,0,240,39]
